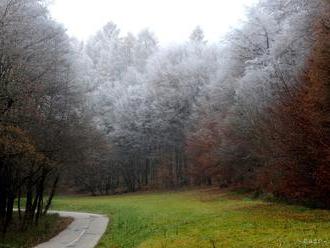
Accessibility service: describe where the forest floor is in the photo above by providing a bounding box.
[0,214,72,248]
[51,189,330,248]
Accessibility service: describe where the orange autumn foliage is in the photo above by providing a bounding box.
[186,119,222,185]
[259,5,330,207]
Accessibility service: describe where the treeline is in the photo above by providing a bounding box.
[1,0,329,229]
[68,0,330,208]
[0,0,101,233]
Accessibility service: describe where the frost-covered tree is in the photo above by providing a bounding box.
[64,0,329,207]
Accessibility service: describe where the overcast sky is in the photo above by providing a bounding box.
[49,0,257,44]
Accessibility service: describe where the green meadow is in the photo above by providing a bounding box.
[51,189,330,248]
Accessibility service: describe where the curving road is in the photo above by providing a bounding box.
[34,211,109,248]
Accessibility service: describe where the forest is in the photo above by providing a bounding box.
[0,0,329,237]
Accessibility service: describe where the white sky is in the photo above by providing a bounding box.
[49,0,257,44]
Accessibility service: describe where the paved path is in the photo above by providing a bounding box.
[35,211,109,248]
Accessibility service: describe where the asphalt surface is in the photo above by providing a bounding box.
[34,211,109,248]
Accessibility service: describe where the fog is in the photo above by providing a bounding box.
[1,0,329,233]
[50,0,257,43]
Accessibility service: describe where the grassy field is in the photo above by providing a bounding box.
[0,214,72,248]
[52,189,330,248]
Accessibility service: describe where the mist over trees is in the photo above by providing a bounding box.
[0,0,329,234]
[69,0,329,208]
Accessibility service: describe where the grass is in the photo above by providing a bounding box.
[0,214,72,248]
[50,188,330,248]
